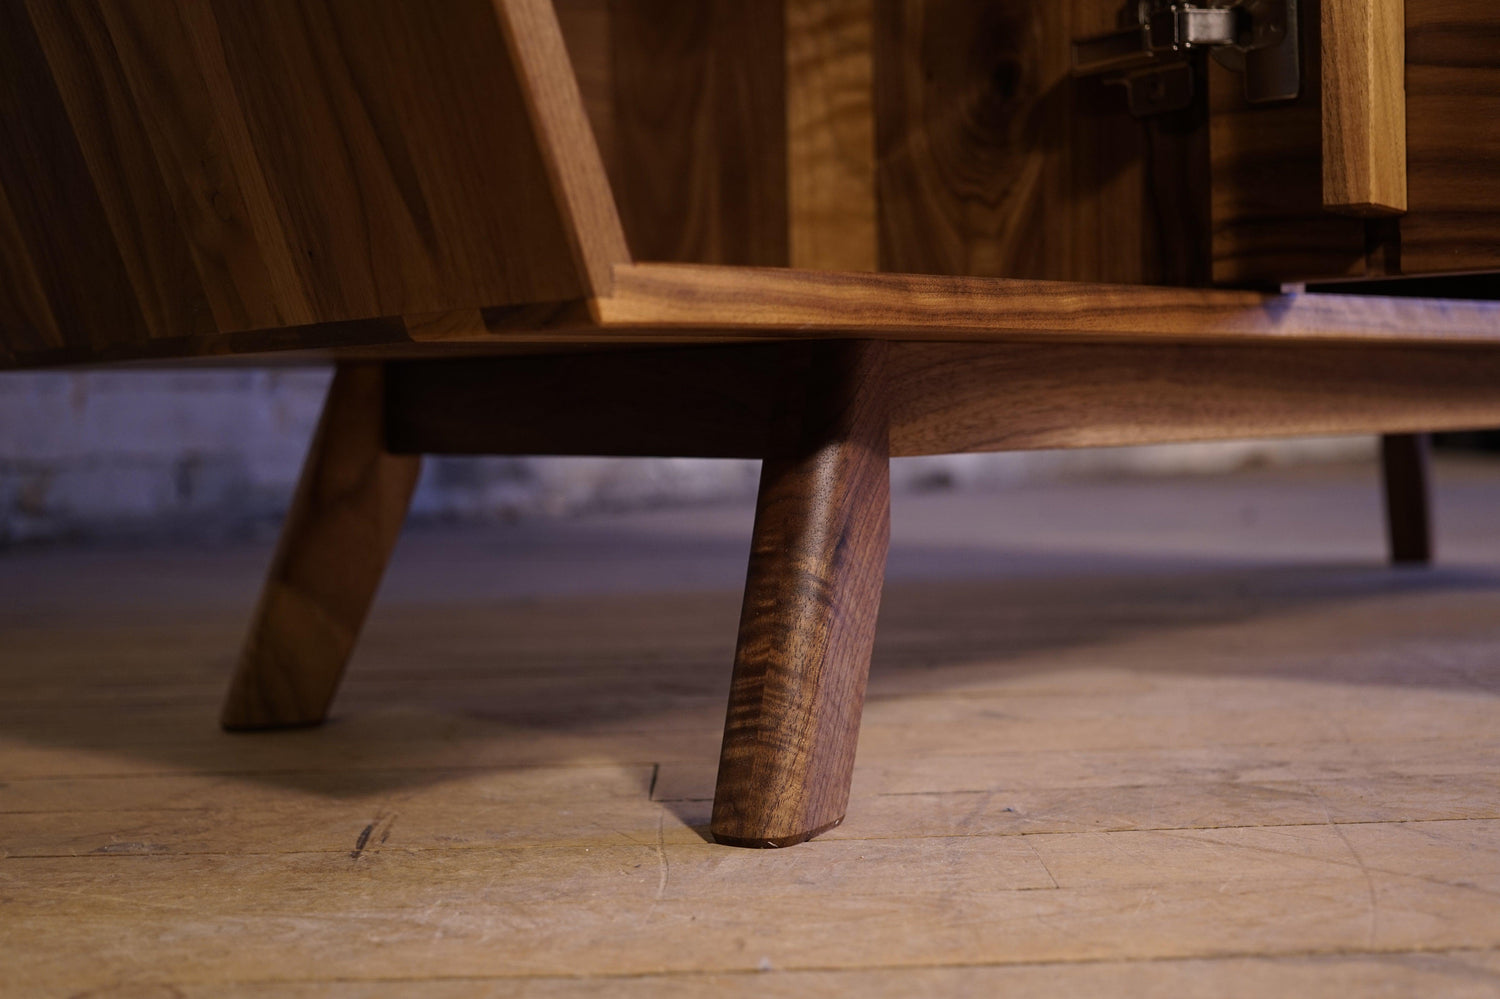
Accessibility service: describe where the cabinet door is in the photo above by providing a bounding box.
[1212,0,1500,284]
[873,0,1213,286]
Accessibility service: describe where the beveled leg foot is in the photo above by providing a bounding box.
[221,363,421,731]
[711,342,890,848]
[1381,433,1433,566]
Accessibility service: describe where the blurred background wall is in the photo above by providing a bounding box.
[0,368,1375,545]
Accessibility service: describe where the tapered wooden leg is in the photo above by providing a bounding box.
[221,364,421,730]
[1381,433,1433,565]
[712,342,891,848]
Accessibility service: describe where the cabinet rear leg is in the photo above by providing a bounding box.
[1381,433,1433,566]
[221,363,420,730]
[711,342,891,848]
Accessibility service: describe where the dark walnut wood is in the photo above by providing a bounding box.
[1402,0,1500,274]
[8,0,1500,369]
[0,0,626,361]
[1212,0,1500,282]
[387,339,1500,460]
[873,0,1210,286]
[1381,433,1434,565]
[608,0,788,268]
[711,341,891,848]
[18,265,1500,371]
[1209,0,1376,285]
[221,364,420,731]
[5,0,1499,857]
[589,264,1500,344]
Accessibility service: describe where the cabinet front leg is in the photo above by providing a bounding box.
[221,363,421,731]
[712,342,891,848]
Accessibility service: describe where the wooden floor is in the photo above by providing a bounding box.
[4,455,1500,997]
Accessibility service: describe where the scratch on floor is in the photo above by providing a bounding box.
[351,810,398,862]
[654,813,670,901]
[638,811,670,921]
[1330,819,1381,949]
[1300,779,1381,948]
[1022,836,1061,890]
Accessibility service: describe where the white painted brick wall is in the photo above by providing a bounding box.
[0,367,1374,544]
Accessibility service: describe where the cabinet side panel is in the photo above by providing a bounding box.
[0,3,152,357]
[2,0,616,366]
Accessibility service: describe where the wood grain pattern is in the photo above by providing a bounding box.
[1143,54,1215,288]
[608,0,788,266]
[0,0,624,358]
[593,263,1500,345]
[496,0,630,297]
[1381,433,1433,565]
[89,0,314,331]
[1322,0,1407,215]
[27,0,219,340]
[386,339,1500,460]
[573,0,876,271]
[1401,0,1500,274]
[553,0,614,170]
[8,0,1500,363]
[221,363,420,731]
[787,0,878,272]
[1209,0,1377,285]
[8,464,1500,990]
[0,1,153,354]
[9,262,1500,369]
[0,174,63,357]
[1215,0,1500,280]
[888,341,1500,455]
[873,0,1208,284]
[712,341,890,847]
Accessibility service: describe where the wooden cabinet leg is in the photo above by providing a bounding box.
[1381,433,1433,565]
[712,342,891,848]
[221,364,421,731]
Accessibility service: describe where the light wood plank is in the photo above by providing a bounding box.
[5,827,1499,988]
[7,765,1500,859]
[80,952,1500,999]
[1322,0,1407,214]
[7,465,1500,993]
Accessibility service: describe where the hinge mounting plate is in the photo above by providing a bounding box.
[1072,0,1300,117]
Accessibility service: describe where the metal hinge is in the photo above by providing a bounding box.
[1072,0,1300,116]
